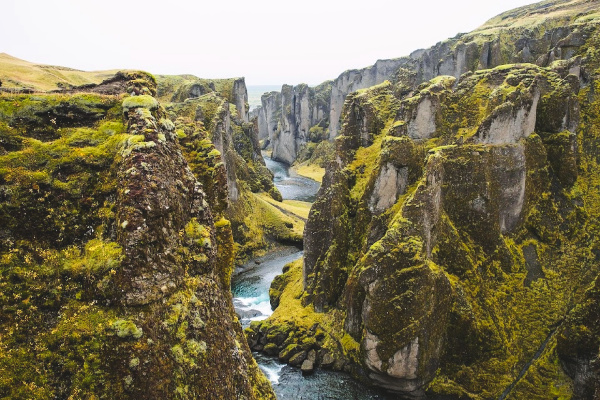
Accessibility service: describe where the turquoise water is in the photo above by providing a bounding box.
[247,85,280,110]
[263,154,321,202]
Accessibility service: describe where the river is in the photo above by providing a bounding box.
[263,156,321,203]
[231,156,395,400]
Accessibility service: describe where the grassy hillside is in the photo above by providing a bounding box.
[476,0,600,33]
[0,53,120,91]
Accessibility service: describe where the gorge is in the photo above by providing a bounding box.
[1,0,600,399]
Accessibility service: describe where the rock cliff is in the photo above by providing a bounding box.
[157,75,249,122]
[156,75,302,262]
[258,0,600,167]
[258,82,331,164]
[0,72,275,398]
[250,2,600,398]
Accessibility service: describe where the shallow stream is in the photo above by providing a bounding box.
[263,155,321,202]
[231,157,395,399]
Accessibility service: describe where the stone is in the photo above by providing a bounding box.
[289,351,307,367]
[320,351,335,368]
[477,90,540,145]
[263,343,279,356]
[279,344,300,362]
[407,97,437,140]
[369,163,408,213]
[307,349,317,364]
[301,359,315,376]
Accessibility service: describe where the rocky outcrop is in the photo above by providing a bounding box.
[329,59,409,139]
[232,78,249,122]
[211,101,241,202]
[257,91,281,143]
[156,75,249,123]
[368,163,409,213]
[0,73,275,398]
[260,82,331,164]
[328,0,598,138]
[477,89,540,145]
[161,78,291,262]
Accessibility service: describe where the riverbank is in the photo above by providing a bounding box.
[230,150,399,399]
[232,246,303,328]
[292,163,325,183]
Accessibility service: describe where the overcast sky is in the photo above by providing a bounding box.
[1,0,539,86]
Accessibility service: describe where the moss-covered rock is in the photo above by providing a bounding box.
[161,78,291,264]
[0,73,274,399]
[262,17,600,399]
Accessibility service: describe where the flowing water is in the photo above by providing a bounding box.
[263,156,321,202]
[232,247,303,328]
[231,156,396,399]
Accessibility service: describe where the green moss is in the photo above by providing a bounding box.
[262,43,600,398]
[215,217,235,287]
[0,79,275,398]
[226,190,303,263]
[61,239,123,276]
[207,148,221,158]
[111,319,143,339]
[348,134,384,202]
[129,357,140,369]
[0,93,119,141]
[184,218,212,248]
[122,95,159,113]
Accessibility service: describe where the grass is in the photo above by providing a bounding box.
[348,134,384,201]
[256,193,312,220]
[292,164,325,183]
[474,0,598,33]
[270,259,324,324]
[227,191,304,261]
[253,193,306,237]
[0,53,121,91]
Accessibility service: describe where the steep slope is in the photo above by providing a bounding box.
[0,72,275,398]
[258,82,332,164]
[249,2,600,399]
[0,52,120,92]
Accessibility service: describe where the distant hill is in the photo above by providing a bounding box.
[0,53,120,91]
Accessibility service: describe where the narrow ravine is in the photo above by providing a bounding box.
[231,157,393,400]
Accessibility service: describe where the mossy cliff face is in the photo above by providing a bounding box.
[328,0,599,139]
[157,76,298,262]
[156,75,249,122]
[257,0,600,169]
[255,19,600,399]
[0,73,274,399]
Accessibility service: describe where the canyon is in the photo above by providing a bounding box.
[1,0,600,399]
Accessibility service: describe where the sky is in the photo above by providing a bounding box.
[1,0,540,86]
